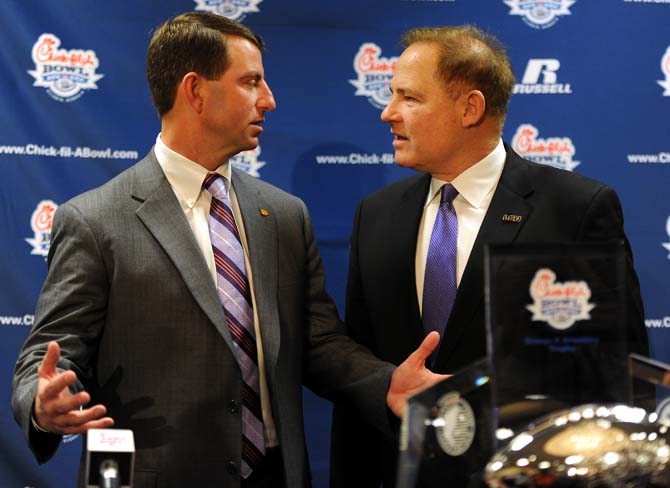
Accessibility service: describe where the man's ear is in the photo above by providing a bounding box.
[462,89,486,127]
[180,72,203,113]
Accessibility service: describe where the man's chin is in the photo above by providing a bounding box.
[394,157,417,170]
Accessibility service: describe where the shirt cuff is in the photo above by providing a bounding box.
[31,414,50,434]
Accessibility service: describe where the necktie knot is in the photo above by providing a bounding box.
[440,183,458,206]
[204,173,229,200]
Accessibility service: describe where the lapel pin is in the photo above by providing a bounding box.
[502,213,523,223]
[259,208,270,217]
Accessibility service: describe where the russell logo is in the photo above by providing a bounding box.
[25,200,58,258]
[28,34,103,102]
[657,46,670,96]
[662,216,670,259]
[194,0,262,20]
[230,145,266,178]
[349,43,397,109]
[504,0,575,29]
[511,124,580,171]
[527,268,595,330]
[514,58,572,94]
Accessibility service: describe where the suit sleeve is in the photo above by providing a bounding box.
[11,202,109,463]
[297,199,396,437]
[577,185,649,358]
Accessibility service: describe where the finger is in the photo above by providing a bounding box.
[406,331,440,367]
[59,417,115,436]
[49,391,92,416]
[61,404,109,426]
[41,370,78,400]
[51,405,111,432]
[37,341,61,378]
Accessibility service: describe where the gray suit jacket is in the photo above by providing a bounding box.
[12,150,394,488]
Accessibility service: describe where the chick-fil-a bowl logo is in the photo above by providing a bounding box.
[526,268,595,330]
[349,43,397,109]
[28,34,103,102]
[657,45,670,97]
[194,0,263,21]
[230,145,266,178]
[504,0,575,29]
[25,200,58,258]
[512,123,580,171]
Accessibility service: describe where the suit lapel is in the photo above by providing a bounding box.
[230,169,280,375]
[435,147,534,367]
[132,152,235,352]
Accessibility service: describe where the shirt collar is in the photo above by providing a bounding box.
[425,139,506,208]
[154,133,232,208]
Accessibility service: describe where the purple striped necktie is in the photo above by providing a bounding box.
[422,183,459,338]
[204,173,265,478]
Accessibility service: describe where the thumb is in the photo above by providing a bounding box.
[406,331,440,368]
[38,341,61,378]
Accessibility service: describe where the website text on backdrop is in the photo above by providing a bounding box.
[11,12,446,488]
[330,24,650,488]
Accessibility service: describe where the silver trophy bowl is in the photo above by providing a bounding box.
[485,404,670,487]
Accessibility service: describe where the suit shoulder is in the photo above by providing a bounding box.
[61,154,153,216]
[360,173,427,205]
[515,155,611,197]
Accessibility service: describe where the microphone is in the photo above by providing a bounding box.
[85,428,135,488]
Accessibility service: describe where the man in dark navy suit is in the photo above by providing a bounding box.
[330,25,649,487]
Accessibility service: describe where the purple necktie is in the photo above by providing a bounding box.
[204,173,265,478]
[422,183,459,338]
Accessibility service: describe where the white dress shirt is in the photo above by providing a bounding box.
[154,134,278,447]
[415,139,506,315]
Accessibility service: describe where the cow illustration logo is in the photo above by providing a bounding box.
[350,43,397,109]
[194,0,263,21]
[504,0,575,29]
[28,34,103,102]
[25,200,58,258]
[231,145,266,178]
[657,46,670,96]
[511,124,580,171]
[527,268,595,330]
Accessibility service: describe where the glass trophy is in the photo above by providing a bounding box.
[629,353,670,422]
[397,358,494,488]
[485,242,630,433]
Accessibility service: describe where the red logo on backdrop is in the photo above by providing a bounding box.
[25,200,58,258]
[526,268,595,330]
[512,124,580,171]
[28,33,103,102]
[658,46,670,96]
[349,43,397,109]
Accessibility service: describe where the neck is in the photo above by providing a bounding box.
[432,134,499,182]
[160,120,229,171]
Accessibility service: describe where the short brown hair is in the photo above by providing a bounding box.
[146,12,264,117]
[401,25,515,123]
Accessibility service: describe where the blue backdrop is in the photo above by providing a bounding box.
[2,1,669,486]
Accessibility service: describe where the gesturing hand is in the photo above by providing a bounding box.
[33,341,114,435]
[386,332,450,417]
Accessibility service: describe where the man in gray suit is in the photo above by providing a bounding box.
[12,12,442,488]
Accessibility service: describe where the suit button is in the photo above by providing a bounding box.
[226,461,239,476]
[228,399,239,413]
